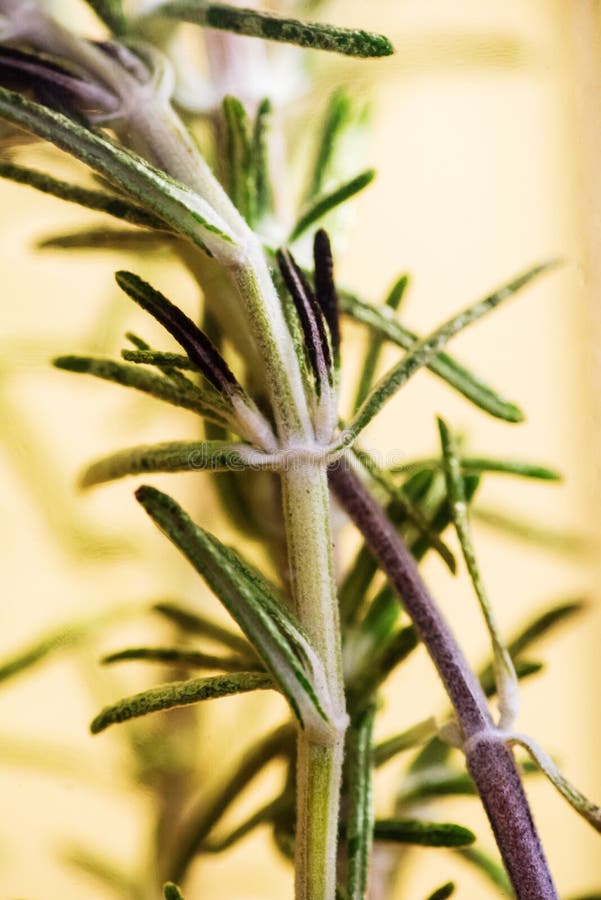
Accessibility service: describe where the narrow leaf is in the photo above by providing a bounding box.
[136,486,333,738]
[102,646,256,672]
[0,161,165,230]
[290,169,375,242]
[374,718,438,767]
[0,89,237,258]
[122,350,198,370]
[306,88,353,200]
[340,263,555,445]
[115,272,239,395]
[507,600,585,659]
[146,3,394,58]
[252,98,273,221]
[164,884,185,900]
[53,355,231,426]
[438,417,519,729]
[426,884,455,900]
[373,819,475,848]
[346,705,376,900]
[153,601,253,657]
[338,288,525,422]
[353,274,409,411]
[457,847,512,896]
[509,733,601,833]
[222,95,254,223]
[391,455,561,482]
[38,227,172,252]
[313,229,341,366]
[80,440,249,488]
[90,671,273,733]
[205,795,287,852]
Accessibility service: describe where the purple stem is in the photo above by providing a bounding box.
[328,462,557,900]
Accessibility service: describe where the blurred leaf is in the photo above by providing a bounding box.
[145,3,394,57]
[153,600,253,657]
[353,274,409,411]
[102,645,258,672]
[38,227,173,252]
[346,705,376,900]
[163,883,185,900]
[222,95,254,222]
[373,819,475,848]
[136,486,333,737]
[290,169,375,242]
[374,718,437,767]
[64,845,141,899]
[392,456,561,482]
[473,507,592,555]
[0,161,165,229]
[252,98,273,221]
[457,847,512,896]
[426,883,455,900]
[306,88,353,200]
[91,670,273,733]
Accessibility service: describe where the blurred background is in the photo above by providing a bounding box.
[0,0,600,897]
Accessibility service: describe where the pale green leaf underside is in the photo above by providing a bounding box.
[91,671,273,733]
[340,262,555,444]
[136,486,332,735]
[145,3,394,58]
[81,440,249,488]
[0,89,234,255]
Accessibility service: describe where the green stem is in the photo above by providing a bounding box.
[281,465,347,900]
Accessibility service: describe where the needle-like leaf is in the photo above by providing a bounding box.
[0,89,237,258]
[102,645,256,672]
[426,884,455,900]
[153,601,254,657]
[53,355,232,427]
[373,819,475,848]
[80,440,251,488]
[457,847,512,896]
[339,263,555,446]
[163,884,185,900]
[338,288,525,422]
[91,671,273,733]
[0,162,166,230]
[290,169,375,242]
[391,455,561,482]
[305,88,353,200]
[145,3,394,58]
[373,718,438,768]
[136,486,334,738]
[38,227,172,252]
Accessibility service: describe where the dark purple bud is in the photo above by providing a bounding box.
[313,229,340,362]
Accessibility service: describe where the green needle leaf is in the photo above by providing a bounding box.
[338,288,525,422]
[506,600,585,658]
[90,671,273,733]
[136,486,334,738]
[290,169,375,242]
[80,440,250,488]
[53,355,231,426]
[164,884,185,900]
[306,88,353,200]
[146,3,394,58]
[0,162,165,230]
[391,455,562,482]
[38,227,172,252]
[222,96,254,222]
[252,99,273,222]
[457,847,512,896]
[353,274,409,412]
[373,819,475,848]
[426,884,455,900]
[346,705,376,900]
[339,262,555,445]
[153,601,254,657]
[373,718,438,767]
[102,645,256,672]
[438,417,519,728]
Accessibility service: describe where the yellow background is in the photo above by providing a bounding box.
[0,1,600,897]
